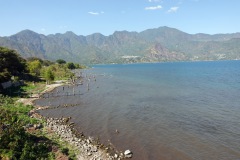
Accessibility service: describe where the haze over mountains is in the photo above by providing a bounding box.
[0,26,240,64]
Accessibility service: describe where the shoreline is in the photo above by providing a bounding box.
[18,82,132,159]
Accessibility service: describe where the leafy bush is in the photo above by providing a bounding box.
[0,47,27,83]
[61,147,69,155]
[0,95,53,159]
[56,59,66,64]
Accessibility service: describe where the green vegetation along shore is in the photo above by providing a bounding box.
[0,46,85,159]
[0,46,132,159]
[0,94,79,160]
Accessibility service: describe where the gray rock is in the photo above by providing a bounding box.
[125,154,133,158]
[87,139,90,144]
[124,150,133,158]
[91,146,98,152]
[88,152,92,156]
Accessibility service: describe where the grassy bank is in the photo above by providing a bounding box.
[0,83,77,160]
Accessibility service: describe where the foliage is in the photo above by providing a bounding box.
[56,59,66,64]
[27,57,54,66]
[0,95,36,124]
[0,94,77,160]
[0,46,83,159]
[26,57,43,62]
[22,54,83,83]
[41,59,54,66]
[0,47,85,89]
[0,47,27,83]
[66,62,76,69]
[66,62,85,69]
[44,68,55,84]
[0,69,11,84]
[27,60,42,76]
[0,95,55,159]
[61,147,69,155]
[0,46,83,83]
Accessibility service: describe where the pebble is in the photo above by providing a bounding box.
[88,152,92,156]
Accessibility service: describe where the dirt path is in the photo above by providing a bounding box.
[17,83,64,106]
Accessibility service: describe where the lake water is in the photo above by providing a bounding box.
[35,61,240,160]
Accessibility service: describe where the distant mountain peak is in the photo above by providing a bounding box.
[0,26,240,64]
[9,29,43,42]
[113,30,130,34]
[87,32,105,37]
[15,29,40,36]
[64,31,77,35]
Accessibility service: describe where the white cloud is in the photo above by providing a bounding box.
[145,5,162,10]
[88,11,100,15]
[88,11,104,15]
[167,7,179,13]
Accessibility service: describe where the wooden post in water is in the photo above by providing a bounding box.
[87,83,89,91]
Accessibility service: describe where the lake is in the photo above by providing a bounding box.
[35,60,240,160]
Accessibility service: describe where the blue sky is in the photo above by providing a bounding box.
[0,0,240,36]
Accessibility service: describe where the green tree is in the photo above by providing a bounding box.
[56,59,66,64]
[27,60,42,76]
[0,69,11,83]
[0,47,27,83]
[42,59,54,66]
[44,68,54,84]
[26,57,43,63]
[27,57,53,66]
[66,62,75,69]
[74,63,80,69]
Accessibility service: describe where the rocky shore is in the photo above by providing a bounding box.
[19,82,133,160]
[44,117,132,160]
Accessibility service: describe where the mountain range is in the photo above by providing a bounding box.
[1,26,240,64]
